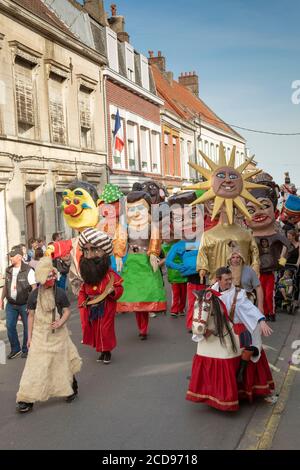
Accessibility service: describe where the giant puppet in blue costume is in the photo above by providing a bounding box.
[165,190,205,329]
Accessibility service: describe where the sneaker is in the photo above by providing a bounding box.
[7,350,21,360]
[170,313,179,318]
[149,313,157,318]
[97,352,105,362]
[178,312,185,317]
[103,352,111,364]
[17,402,33,413]
[21,352,28,359]
[264,395,278,404]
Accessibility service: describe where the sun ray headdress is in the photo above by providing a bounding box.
[184,143,266,224]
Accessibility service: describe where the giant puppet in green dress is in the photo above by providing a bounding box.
[114,190,167,339]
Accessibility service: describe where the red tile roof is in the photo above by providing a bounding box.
[12,0,76,37]
[151,64,243,140]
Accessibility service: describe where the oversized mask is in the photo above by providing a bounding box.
[62,181,99,231]
[182,143,265,224]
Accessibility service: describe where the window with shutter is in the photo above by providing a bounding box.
[140,127,150,172]
[127,121,138,170]
[15,60,34,128]
[79,86,92,149]
[48,73,66,145]
[151,131,160,173]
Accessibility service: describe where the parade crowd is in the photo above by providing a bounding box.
[1,149,300,414]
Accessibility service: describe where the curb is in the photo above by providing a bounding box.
[237,312,300,450]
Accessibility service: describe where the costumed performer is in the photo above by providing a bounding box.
[16,257,82,413]
[184,143,262,283]
[165,190,206,329]
[211,267,274,391]
[98,183,125,238]
[114,190,167,339]
[78,228,123,364]
[227,244,264,309]
[246,173,289,321]
[186,267,274,411]
[46,181,101,295]
[280,194,300,234]
[97,183,127,273]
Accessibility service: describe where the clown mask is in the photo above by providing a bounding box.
[62,187,99,231]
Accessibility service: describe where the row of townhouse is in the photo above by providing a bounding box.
[0,0,248,277]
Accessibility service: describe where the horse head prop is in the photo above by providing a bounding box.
[193,289,237,352]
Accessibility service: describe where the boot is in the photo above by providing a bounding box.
[236,349,254,383]
[236,359,248,383]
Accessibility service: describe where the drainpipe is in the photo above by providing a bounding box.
[101,66,110,185]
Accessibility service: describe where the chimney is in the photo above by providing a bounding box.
[178,71,199,97]
[108,4,130,42]
[164,71,173,85]
[148,50,166,73]
[84,0,108,26]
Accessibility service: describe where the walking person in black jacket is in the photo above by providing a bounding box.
[0,245,37,359]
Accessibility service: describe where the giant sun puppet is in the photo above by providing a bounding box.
[185,143,265,282]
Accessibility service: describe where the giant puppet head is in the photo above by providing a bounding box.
[245,173,279,236]
[78,228,113,285]
[280,194,300,225]
[141,180,168,205]
[183,143,265,224]
[62,181,99,231]
[126,190,152,230]
[98,184,124,237]
[168,190,205,241]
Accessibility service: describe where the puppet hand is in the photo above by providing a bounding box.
[199,269,207,284]
[116,256,123,273]
[45,245,55,257]
[278,257,287,267]
[150,254,160,272]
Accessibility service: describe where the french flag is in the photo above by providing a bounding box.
[113,109,124,155]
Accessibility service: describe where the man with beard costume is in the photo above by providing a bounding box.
[246,173,289,322]
[78,228,123,364]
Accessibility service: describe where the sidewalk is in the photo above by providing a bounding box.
[237,309,300,450]
[271,365,300,449]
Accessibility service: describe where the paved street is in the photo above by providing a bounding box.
[1,287,300,450]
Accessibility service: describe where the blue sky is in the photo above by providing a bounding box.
[83,0,300,186]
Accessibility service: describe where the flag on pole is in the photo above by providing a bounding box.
[113,109,124,156]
